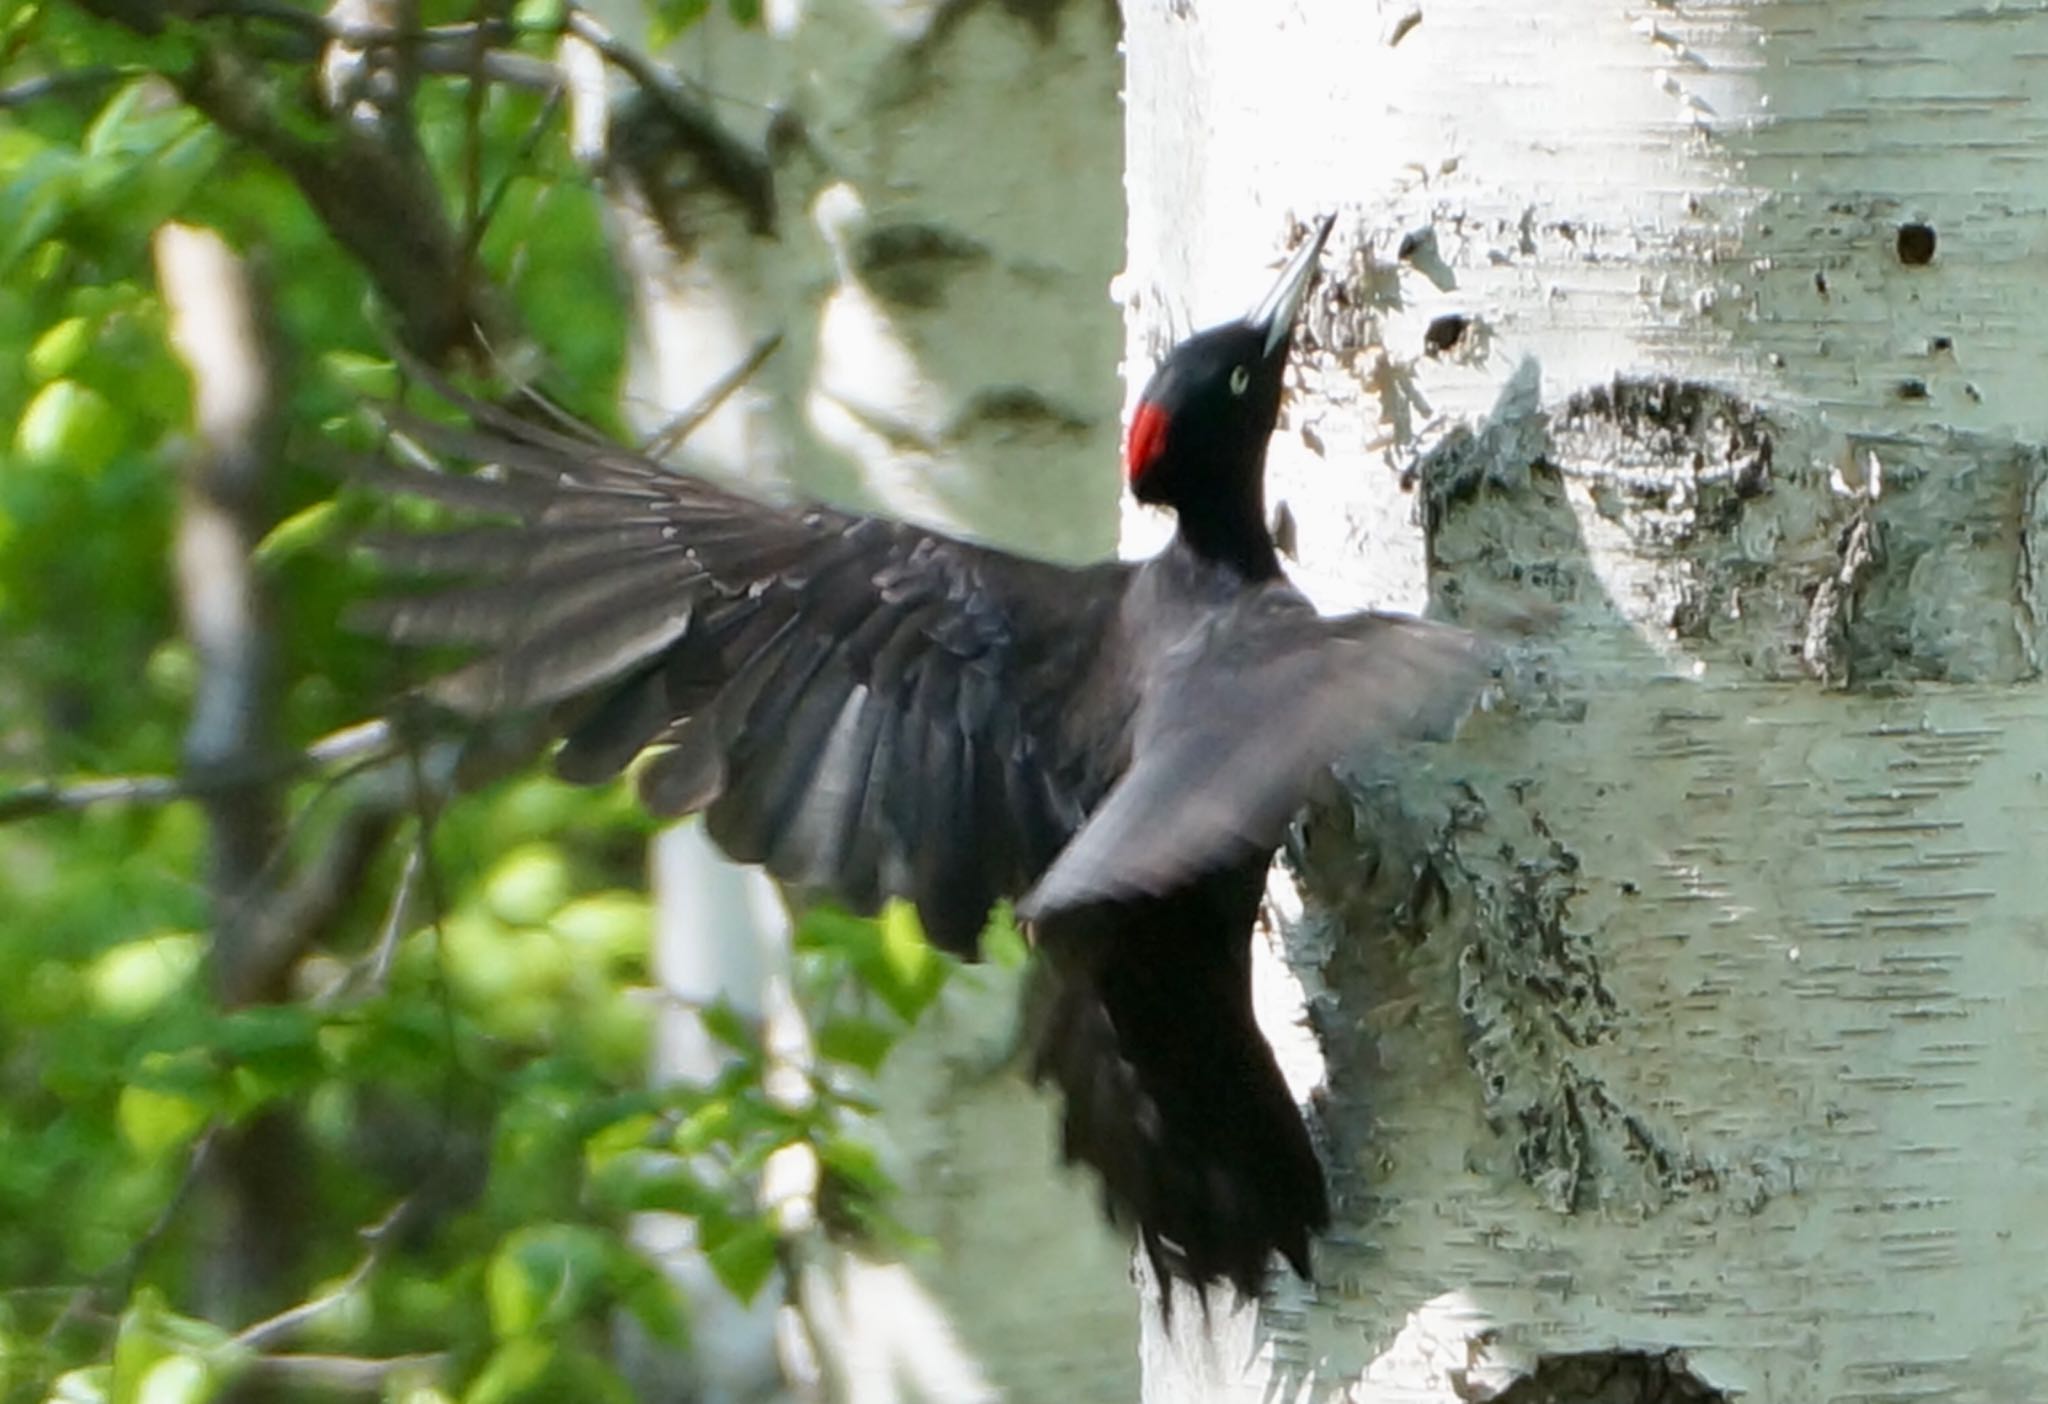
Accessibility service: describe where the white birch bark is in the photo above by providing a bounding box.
[1126,2,2048,1400]
[570,3,1138,1399]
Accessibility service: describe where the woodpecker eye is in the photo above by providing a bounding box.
[1228,365,1251,396]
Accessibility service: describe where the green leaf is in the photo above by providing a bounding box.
[815,1016,897,1075]
[581,1110,658,1168]
[463,1338,553,1404]
[252,498,342,568]
[612,1248,689,1348]
[817,1134,891,1196]
[87,931,202,1019]
[485,1224,610,1338]
[83,80,188,162]
[697,999,759,1059]
[0,147,79,271]
[115,1085,208,1160]
[982,903,1029,969]
[512,0,566,30]
[28,316,93,382]
[131,1356,213,1404]
[16,378,127,474]
[647,0,711,47]
[588,1151,721,1216]
[319,349,397,399]
[669,1098,736,1155]
[871,902,949,1021]
[702,1217,778,1303]
[110,1290,233,1404]
[217,1006,325,1109]
[49,1366,111,1404]
[214,1004,320,1059]
[793,904,881,959]
[144,640,199,702]
[483,843,573,926]
[441,913,572,1037]
[549,893,649,970]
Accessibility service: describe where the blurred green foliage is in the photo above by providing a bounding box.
[0,3,969,1401]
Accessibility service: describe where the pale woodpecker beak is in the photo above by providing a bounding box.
[1245,214,1335,358]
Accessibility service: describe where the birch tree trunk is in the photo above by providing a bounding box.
[1126,2,2048,1400]
[571,3,1137,1399]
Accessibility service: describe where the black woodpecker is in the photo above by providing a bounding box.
[360,216,1489,1299]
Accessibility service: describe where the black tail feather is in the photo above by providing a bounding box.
[1027,861,1328,1305]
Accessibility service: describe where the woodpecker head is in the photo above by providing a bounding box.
[1123,216,1333,516]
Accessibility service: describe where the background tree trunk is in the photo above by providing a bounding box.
[581,3,1137,1399]
[1127,2,2048,1400]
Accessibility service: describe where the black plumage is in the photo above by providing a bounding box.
[358,216,1489,1299]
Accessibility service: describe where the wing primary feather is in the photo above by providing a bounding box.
[426,590,700,714]
[763,685,881,893]
[709,642,850,866]
[637,717,728,816]
[344,454,555,516]
[553,662,673,784]
[361,519,679,575]
[356,549,701,648]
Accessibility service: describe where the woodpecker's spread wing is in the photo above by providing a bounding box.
[1021,587,1489,920]
[356,403,1133,956]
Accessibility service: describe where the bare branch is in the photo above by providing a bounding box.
[156,221,306,1311]
[224,801,398,1005]
[639,332,786,458]
[404,40,556,89]
[321,0,421,133]
[0,66,142,109]
[192,4,560,89]
[0,716,397,826]
[244,1352,449,1392]
[565,7,775,233]
[0,774,188,822]
[471,85,569,257]
[18,39,555,95]
[36,1126,224,1347]
[370,841,422,983]
[234,1200,411,1351]
[70,0,515,362]
[157,222,286,987]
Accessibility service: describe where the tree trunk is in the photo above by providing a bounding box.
[580,3,1136,1399]
[1127,2,2048,1399]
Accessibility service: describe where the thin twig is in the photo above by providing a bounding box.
[38,1125,224,1348]
[456,0,490,291]
[470,84,568,256]
[365,836,424,989]
[639,332,786,458]
[189,3,508,47]
[562,9,673,101]
[409,41,556,89]
[225,801,400,1006]
[308,715,400,766]
[318,833,424,1007]
[244,1352,449,1392]
[0,774,187,821]
[0,717,396,826]
[566,6,775,231]
[121,1126,223,1284]
[0,66,142,109]
[234,1199,411,1351]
